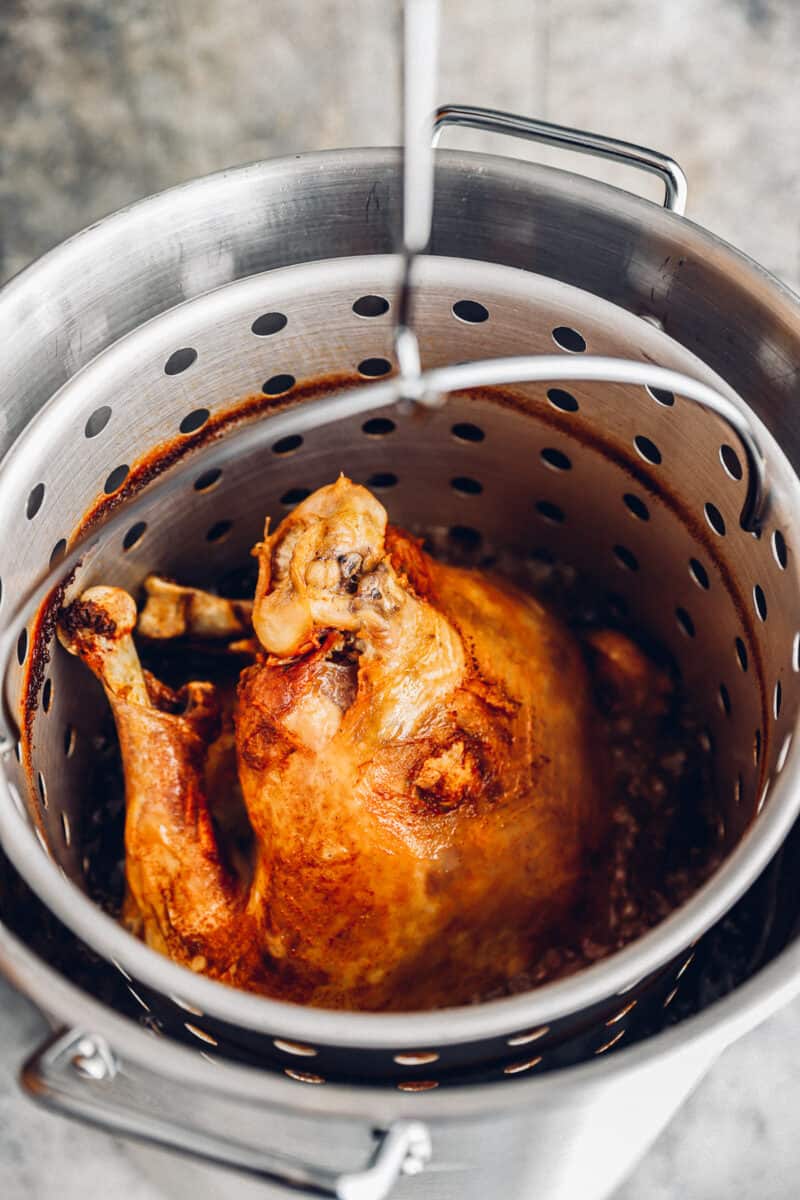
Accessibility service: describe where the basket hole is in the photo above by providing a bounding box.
[793,633,800,673]
[285,1069,326,1085]
[262,374,296,396]
[61,810,71,846]
[37,771,47,808]
[17,629,27,666]
[273,1039,318,1058]
[26,483,45,520]
[362,417,395,437]
[353,294,389,318]
[676,607,695,638]
[773,530,788,569]
[718,683,731,716]
[503,1055,543,1075]
[753,584,767,621]
[452,422,485,443]
[452,299,489,324]
[123,522,147,552]
[164,347,198,375]
[507,1026,550,1046]
[777,731,793,773]
[689,558,710,590]
[758,778,771,814]
[547,388,579,413]
[646,385,675,407]
[552,326,586,353]
[451,476,483,495]
[50,539,68,567]
[281,488,312,508]
[127,984,150,1011]
[396,1080,439,1092]
[634,435,662,465]
[774,680,782,719]
[704,503,726,536]
[734,774,743,806]
[536,500,565,525]
[720,445,743,481]
[735,637,748,672]
[251,312,288,337]
[754,728,762,765]
[206,520,233,543]
[194,468,223,492]
[623,493,649,521]
[448,525,482,552]
[393,1051,440,1066]
[64,725,76,757]
[42,678,53,713]
[595,1029,626,1055]
[358,357,392,378]
[180,408,210,434]
[614,544,639,572]
[272,435,303,456]
[104,465,130,494]
[184,1023,218,1046]
[85,406,112,438]
[541,448,571,472]
[367,472,398,490]
[170,994,204,1017]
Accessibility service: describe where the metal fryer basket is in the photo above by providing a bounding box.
[0,233,799,1088]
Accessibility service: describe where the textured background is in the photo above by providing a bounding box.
[1,0,799,288]
[1,1,800,1197]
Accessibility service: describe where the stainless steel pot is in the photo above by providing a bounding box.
[1,112,799,1200]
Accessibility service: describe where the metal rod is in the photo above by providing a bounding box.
[402,0,439,256]
[395,0,441,405]
[421,355,766,534]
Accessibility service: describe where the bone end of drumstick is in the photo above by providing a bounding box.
[58,586,149,705]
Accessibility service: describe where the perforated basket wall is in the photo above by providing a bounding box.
[1,251,799,1088]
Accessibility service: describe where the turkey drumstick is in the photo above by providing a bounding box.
[58,587,243,967]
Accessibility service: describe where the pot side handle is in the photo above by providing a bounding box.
[21,1028,432,1200]
[433,103,688,215]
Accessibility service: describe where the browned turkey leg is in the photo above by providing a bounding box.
[58,587,242,964]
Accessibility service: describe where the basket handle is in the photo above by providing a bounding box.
[432,104,689,215]
[21,1029,431,1200]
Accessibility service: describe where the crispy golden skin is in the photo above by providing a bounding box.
[59,477,610,1010]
